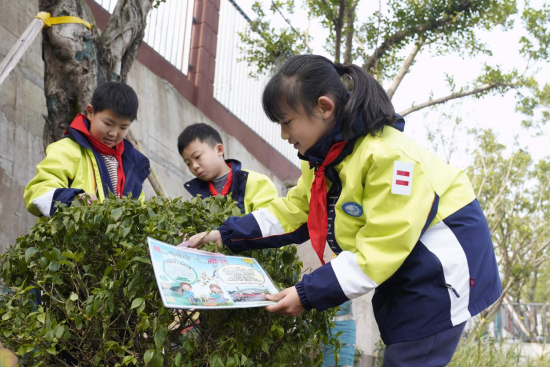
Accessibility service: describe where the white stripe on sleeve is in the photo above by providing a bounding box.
[331,251,378,299]
[32,189,56,217]
[251,208,285,237]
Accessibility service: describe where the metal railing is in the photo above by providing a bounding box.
[466,303,550,343]
[213,0,300,167]
[96,0,194,75]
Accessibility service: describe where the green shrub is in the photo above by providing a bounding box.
[0,195,337,366]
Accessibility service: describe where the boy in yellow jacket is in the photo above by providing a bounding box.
[177,123,278,214]
[25,82,150,218]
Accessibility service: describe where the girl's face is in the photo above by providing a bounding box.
[278,96,336,155]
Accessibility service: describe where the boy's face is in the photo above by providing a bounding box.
[182,139,227,181]
[86,105,132,148]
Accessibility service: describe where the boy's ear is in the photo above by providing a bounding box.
[85,104,94,118]
[317,96,336,120]
[216,143,225,157]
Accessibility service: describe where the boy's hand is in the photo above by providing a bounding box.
[265,287,305,316]
[78,192,98,205]
[187,230,222,248]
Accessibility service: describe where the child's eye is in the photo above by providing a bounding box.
[195,155,201,159]
[283,120,292,126]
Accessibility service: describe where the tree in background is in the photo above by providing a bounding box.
[239,0,549,127]
[38,0,164,147]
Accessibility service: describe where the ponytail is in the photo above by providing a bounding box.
[337,63,396,140]
[263,55,396,141]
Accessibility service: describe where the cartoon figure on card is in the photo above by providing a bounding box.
[178,282,198,305]
[209,284,227,305]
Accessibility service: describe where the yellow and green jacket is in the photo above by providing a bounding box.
[184,159,278,215]
[24,118,150,218]
[218,117,502,344]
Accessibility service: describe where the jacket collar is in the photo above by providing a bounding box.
[299,113,406,168]
[184,159,243,195]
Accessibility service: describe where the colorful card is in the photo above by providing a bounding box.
[147,237,279,309]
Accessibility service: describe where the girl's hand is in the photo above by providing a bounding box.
[188,230,222,248]
[265,286,305,316]
[78,192,98,205]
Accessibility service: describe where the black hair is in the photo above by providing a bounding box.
[177,123,224,155]
[262,54,396,140]
[91,82,139,121]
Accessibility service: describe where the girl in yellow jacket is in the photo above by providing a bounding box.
[189,55,502,366]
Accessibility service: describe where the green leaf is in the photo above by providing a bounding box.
[151,351,164,367]
[130,298,144,310]
[174,352,182,366]
[25,247,38,262]
[154,328,166,348]
[37,313,45,324]
[143,348,154,365]
[111,207,124,221]
[55,324,65,339]
[70,292,79,301]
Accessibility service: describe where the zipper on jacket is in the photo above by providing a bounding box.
[445,284,461,298]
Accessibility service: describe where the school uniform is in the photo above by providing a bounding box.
[215,114,501,355]
[184,159,278,214]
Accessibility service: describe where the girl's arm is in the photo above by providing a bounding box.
[189,165,312,250]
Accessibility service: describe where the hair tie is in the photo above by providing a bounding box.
[334,63,346,75]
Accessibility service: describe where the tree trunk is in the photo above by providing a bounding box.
[39,0,154,148]
[334,0,346,63]
[343,1,356,64]
[39,0,99,148]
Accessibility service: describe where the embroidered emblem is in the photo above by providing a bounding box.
[470,278,476,287]
[342,202,363,217]
[391,161,414,196]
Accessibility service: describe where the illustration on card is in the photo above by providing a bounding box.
[148,237,279,309]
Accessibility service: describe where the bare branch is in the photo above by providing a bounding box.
[387,36,424,100]
[363,0,473,71]
[398,82,509,117]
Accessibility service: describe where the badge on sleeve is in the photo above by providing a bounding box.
[391,161,413,196]
[342,202,363,217]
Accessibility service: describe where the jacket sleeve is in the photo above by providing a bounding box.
[24,142,85,217]
[220,165,312,252]
[243,172,279,214]
[296,149,439,311]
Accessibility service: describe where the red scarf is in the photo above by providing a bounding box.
[70,113,126,197]
[208,163,233,196]
[308,141,347,265]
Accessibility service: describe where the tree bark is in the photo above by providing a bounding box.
[39,0,99,148]
[334,0,346,63]
[343,1,356,64]
[39,0,154,148]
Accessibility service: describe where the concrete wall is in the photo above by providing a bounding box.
[0,0,286,253]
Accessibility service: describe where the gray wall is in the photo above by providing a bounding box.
[0,0,286,253]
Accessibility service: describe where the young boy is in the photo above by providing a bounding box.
[25,82,151,218]
[177,123,278,214]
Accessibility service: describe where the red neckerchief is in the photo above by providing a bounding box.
[208,163,233,196]
[70,113,126,197]
[308,141,347,265]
